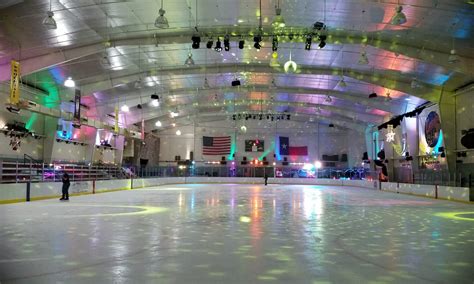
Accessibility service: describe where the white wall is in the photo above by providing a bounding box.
[158,121,366,167]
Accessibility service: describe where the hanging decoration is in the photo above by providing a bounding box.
[114,106,119,133]
[9,60,21,105]
[385,124,395,142]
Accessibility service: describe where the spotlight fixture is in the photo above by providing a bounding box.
[269,52,280,67]
[134,78,143,89]
[272,0,285,28]
[231,79,241,86]
[155,120,162,127]
[155,0,169,28]
[253,35,262,50]
[64,77,75,88]
[325,95,332,103]
[151,99,160,107]
[448,49,460,64]
[313,21,325,31]
[176,130,182,136]
[214,38,222,52]
[390,5,407,25]
[121,105,130,112]
[206,38,213,49]
[42,0,57,30]
[358,50,369,65]
[272,36,278,51]
[184,53,195,66]
[284,52,297,73]
[305,34,312,50]
[385,92,392,101]
[203,77,210,88]
[224,34,230,51]
[337,76,347,88]
[328,123,335,128]
[318,35,327,49]
[191,34,201,49]
[411,77,420,89]
[368,92,378,98]
[238,38,245,49]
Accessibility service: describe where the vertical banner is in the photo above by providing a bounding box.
[114,106,119,133]
[9,60,21,104]
[73,89,81,127]
[141,118,145,140]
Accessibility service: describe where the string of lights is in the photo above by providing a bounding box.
[232,113,291,121]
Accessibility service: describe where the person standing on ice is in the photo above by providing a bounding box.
[264,174,268,186]
[60,172,70,201]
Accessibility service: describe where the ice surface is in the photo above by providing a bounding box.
[0,184,473,283]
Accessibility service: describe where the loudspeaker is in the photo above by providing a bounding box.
[273,154,276,158]
[283,157,287,162]
[262,157,267,161]
[282,161,289,166]
[220,161,227,165]
[362,152,369,160]
[461,129,474,149]
[243,156,247,161]
[190,151,194,161]
[221,156,226,161]
[241,161,248,165]
[340,154,348,162]
[263,161,269,165]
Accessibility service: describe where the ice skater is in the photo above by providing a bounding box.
[264,174,268,186]
[60,172,70,201]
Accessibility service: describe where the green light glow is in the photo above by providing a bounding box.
[64,205,168,217]
[259,141,275,161]
[25,113,38,131]
[434,212,474,221]
[228,133,237,160]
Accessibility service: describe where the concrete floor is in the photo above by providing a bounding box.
[0,184,473,283]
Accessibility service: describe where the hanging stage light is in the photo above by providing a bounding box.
[369,92,378,98]
[214,38,222,52]
[253,34,262,50]
[272,36,278,51]
[155,0,169,29]
[206,38,213,49]
[390,5,407,25]
[305,34,312,50]
[184,53,195,66]
[358,50,369,65]
[224,34,230,51]
[238,38,245,49]
[191,34,201,49]
[318,35,327,49]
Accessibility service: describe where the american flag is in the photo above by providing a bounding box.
[203,136,231,155]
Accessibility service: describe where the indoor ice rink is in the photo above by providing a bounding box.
[1,183,473,283]
[0,0,473,283]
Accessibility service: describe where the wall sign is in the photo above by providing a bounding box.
[424,111,441,147]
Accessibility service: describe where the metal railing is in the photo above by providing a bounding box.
[392,167,473,188]
[0,159,377,183]
[0,160,125,183]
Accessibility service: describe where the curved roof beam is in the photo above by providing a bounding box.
[2,29,470,84]
[80,63,440,102]
[146,111,367,133]
[115,98,381,128]
[89,84,400,114]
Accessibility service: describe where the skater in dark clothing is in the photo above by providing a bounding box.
[60,172,70,200]
[264,174,268,186]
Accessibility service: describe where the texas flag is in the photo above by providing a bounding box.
[279,136,308,156]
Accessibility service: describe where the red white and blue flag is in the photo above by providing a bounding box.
[203,136,231,155]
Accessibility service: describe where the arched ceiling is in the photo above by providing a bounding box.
[0,0,472,132]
